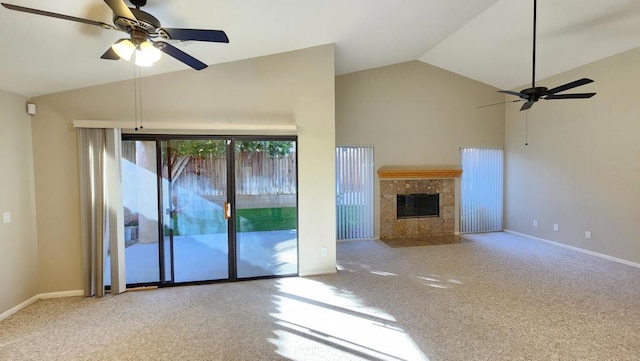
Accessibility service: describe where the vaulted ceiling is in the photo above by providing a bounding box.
[1,0,639,97]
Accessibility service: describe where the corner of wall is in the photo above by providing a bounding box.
[0,89,39,316]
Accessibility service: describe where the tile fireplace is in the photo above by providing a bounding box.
[377,167,461,240]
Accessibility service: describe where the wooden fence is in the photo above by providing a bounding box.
[122,140,296,197]
[172,151,297,196]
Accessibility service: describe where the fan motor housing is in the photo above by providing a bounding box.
[113,8,161,35]
[521,86,548,100]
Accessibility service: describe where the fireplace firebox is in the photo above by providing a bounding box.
[397,193,439,219]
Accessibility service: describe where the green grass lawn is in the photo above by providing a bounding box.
[169,207,297,235]
[236,207,297,232]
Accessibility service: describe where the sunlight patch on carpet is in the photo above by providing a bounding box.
[269,278,429,361]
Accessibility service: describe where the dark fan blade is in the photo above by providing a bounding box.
[1,3,116,29]
[103,0,137,22]
[155,41,207,70]
[545,93,596,99]
[520,101,535,111]
[498,90,526,98]
[100,47,120,60]
[546,78,593,94]
[477,99,523,109]
[162,28,229,43]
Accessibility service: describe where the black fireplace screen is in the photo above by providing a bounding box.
[397,193,439,219]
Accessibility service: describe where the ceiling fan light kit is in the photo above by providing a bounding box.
[1,0,229,70]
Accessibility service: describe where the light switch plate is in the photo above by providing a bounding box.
[3,212,10,224]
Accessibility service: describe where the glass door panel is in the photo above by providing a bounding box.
[120,140,161,285]
[234,140,298,278]
[161,139,229,283]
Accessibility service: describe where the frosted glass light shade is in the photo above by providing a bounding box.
[134,50,154,67]
[111,39,135,61]
[136,41,162,66]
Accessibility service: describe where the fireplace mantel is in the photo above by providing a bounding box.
[377,166,462,179]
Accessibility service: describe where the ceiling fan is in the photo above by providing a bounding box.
[483,0,596,111]
[1,0,229,70]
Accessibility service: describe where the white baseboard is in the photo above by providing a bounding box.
[504,230,640,269]
[0,290,84,322]
[0,295,40,322]
[39,290,84,299]
[299,269,338,277]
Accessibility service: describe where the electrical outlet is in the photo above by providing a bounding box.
[533,220,538,227]
[553,224,559,232]
[2,212,10,224]
[585,231,591,239]
[321,247,328,256]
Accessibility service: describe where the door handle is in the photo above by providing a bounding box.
[223,202,231,220]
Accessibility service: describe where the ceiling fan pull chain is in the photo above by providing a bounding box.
[525,110,529,146]
[138,67,144,130]
[133,65,137,131]
[133,63,139,131]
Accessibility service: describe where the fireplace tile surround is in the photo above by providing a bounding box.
[380,179,455,239]
[378,168,462,240]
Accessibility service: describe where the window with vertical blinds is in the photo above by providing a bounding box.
[336,146,374,240]
[460,147,504,233]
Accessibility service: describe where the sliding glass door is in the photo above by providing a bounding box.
[120,135,297,287]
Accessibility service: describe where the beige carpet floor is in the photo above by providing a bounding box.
[1,232,639,360]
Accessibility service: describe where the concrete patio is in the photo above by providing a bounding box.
[106,229,298,285]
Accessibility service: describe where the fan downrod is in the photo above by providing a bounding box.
[130,0,147,9]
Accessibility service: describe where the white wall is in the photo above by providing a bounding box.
[0,89,39,314]
[336,61,505,237]
[505,47,640,264]
[30,44,336,293]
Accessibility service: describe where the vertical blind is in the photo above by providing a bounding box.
[460,147,504,233]
[336,146,374,240]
